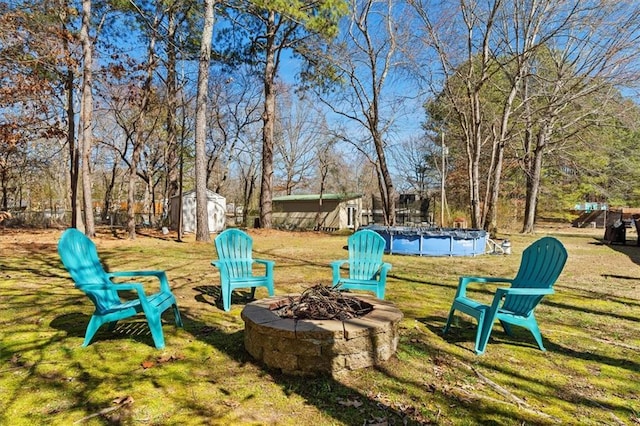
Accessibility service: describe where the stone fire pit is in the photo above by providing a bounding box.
[241,294,403,376]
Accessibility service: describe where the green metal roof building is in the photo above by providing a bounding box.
[272,193,363,231]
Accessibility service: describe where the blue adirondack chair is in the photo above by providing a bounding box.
[57,228,183,349]
[211,229,275,312]
[443,236,567,354]
[331,229,392,299]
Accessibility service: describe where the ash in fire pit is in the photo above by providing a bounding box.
[272,284,373,320]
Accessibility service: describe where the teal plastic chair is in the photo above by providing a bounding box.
[443,236,567,354]
[57,228,183,349]
[211,229,275,312]
[331,229,392,299]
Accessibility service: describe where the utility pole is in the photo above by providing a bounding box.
[440,132,447,227]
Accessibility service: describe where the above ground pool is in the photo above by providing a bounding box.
[365,225,488,256]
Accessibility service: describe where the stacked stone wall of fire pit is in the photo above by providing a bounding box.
[241,294,403,376]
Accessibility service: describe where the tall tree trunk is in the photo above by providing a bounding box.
[485,82,519,235]
[66,69,79,228]
[164,6,180,225]
[259,11,277,229]
[194,0,215,241]
[469,90,483,229]
[126,142,143,238]
[126,8,159,239]
[102,161,117,222]
[61,2,79,229]
[79,0,95,236]
[484,140,503,235]
[0,167,7,210]
[315,147,330,229]
[177,100,187,242]
[522,127,549,233]
[242,174,255,228]
[371,130,396,226]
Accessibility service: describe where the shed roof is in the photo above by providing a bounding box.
[272,193,362,202]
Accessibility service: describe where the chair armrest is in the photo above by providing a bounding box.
[331,260,348,269]
[211,259,233,272]
[255,259,275,277]
[379,262,392,279]
[456,276,514,298]
[211,260,230,283]
[331,260,348,285]
[107,270,171,293]
[486,287,555,320]
[495,287,555,297]
[78,283,142,291]
[78,282,149,302]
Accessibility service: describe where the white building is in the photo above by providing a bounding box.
[170,189,226,233]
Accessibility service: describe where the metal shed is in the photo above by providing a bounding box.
[170,189,226,233]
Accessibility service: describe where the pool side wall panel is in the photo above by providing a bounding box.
[367,226,487,257]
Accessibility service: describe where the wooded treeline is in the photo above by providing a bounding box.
[1,0,640,238]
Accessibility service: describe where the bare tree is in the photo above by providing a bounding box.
[519,2,640,232]
[205,69,262,193]
[274,87,322,195]
[122,7,161,239]
[0,1,85,225]
[235,128,262,228]
[314,0,413,226]
[218,1,346,229]
[391,135,440,197]
[79,0,95,236]
[413,0,640,233]
[194,0,216,242]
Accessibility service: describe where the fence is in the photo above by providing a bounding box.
[0,210,160,229]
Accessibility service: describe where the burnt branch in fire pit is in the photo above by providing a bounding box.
[273,284,373,320]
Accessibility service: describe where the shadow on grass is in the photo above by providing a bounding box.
[412,315,639,421]
[544,298,640,321]
[418,314,640,374]
[50,313,169,347]
[193,285,257,311]
[186,287,433,424]
[46,300,431,424]
[7,230,637,424]
[590,236,640,267]
[0,241,69,281]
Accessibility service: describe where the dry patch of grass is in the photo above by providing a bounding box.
[0,225,639,425]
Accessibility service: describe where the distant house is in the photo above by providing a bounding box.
[272,193,362,231]
[170,189,226,233]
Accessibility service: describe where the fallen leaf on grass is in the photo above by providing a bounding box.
[112,396,134,405]
[223,399,240,408]
[337,397,363,408]
[142,354,185,369]
[157,353,185,363]
[141,360,155,369]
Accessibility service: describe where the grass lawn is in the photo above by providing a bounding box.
[1,225,639,425]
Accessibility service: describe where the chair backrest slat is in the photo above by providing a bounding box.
[503,237,568,315]
[58,228,121,312]
[348,229,386,280]
[215,229,254,278]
